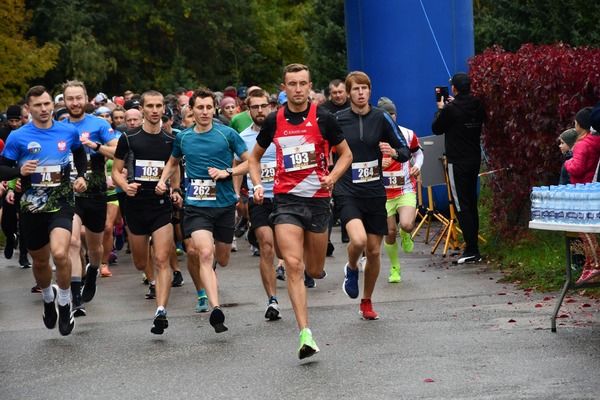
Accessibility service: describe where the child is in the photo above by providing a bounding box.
[558,128,577,185]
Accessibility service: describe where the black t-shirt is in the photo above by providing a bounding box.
[114,126,176,198]
[257,104,345,149]
[321,99,351,114]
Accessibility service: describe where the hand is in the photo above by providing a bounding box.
[5,190,14,205]
[409,166,420,177]
[155,180,167,195]
[106,176,116,190]
[208,167,227,181]
[15,178,22,192]
[319,175,334,192]
[170,192,183,208]
[20,160,38,176]
[381,156,392,169]
[127,182,141,197]
[378,142,396,157]
[73,177,87,193]
[253,186,264,205]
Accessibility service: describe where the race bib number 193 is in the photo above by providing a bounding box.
[282,143,317,172]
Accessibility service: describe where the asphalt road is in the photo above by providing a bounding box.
[0,226,598,399]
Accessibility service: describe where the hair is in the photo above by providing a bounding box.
[245,88,269,106]
[174,87,186,96]
[62,80,87,96]
[140,90,164,106]
[180,104,190,119]
[25,85,50,104]
[345,71,371,94]
[190,87,216,108]
[329,79,343,88]
[112,105,125,114]
[282,63,311,84]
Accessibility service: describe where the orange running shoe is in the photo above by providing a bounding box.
[100,263,112,277]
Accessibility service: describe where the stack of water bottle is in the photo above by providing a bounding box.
[530,182,600,225]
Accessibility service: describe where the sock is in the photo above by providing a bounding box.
[149,280,156,286]
[70,278,82,299]
[156,306,165,313]
[269,295,278,304]
[301,327,312,335]
[58,288,71,306]
[198,289,207,298]
[385,241,401,269]
[42,285,55,303]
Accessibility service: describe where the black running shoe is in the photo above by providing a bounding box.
[4,233,15,259]
[276,265,286,281]
[72,296,86,318]
[31,283,42,293]
[264,300,281,321]
[171,271,184,287]
[304,272,316,288]
[81,265,98,303]
[234,219,248,238]
[453,252,483,265]
[145,284,156,299]
[210,307,228,333]
[19,253,31,268]
[150,309,169,334]
[326,242,335,257]
[43,286,58,329]
[58,303,75,336]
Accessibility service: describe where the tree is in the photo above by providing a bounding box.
[0,0,58,110]
[302,0,347,90]
[474,0,600,53]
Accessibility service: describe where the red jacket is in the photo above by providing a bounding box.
[564,133,600,183]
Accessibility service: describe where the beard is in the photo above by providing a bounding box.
[67,106,85,119]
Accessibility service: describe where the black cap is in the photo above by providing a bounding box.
[575,107,593,131]
[162,107,173,120]
[591,101,600,132]
[124,99,141,110]
[450,72,471,93]
[5,105,21,119]
[54,107,69,121]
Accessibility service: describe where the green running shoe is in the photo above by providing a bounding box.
[401,231,414,254]
[298,328,320,360]
[388,266,401,283]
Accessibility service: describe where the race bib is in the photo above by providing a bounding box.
[188,179,216,201]
[382,170,405,188]
[260,161,276,182]
[134,160,164,182]
[30,165,61,187]
[351,160,380,183]
[282,143,317,172]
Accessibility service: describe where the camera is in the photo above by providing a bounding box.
[435,86,449,102]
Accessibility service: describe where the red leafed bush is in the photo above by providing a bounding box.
[468,43,600,235]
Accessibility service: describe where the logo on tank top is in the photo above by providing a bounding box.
[282,128,308,136]
[57,141,67,151]
[27,142,41,154]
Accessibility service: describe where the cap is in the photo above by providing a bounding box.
[162,107,173,120]
[559,128,577,148]
[590,101,600,132]
[94,92,108,104]
[54,107,69,121]
[269,95,277,104]
[237,86,248,99]
[124,99,141,110]
[219,97,236,109]
[278,91,287,104]
[54,94,64,104]
[223,86,237,99]
[5,105,22,120]
[113,96,125,106]
[95,106,112,116]
[575,107,593,131]
[377,97,396,115]
[450,72,471,93]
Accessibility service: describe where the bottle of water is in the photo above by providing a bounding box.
[530,187,542,221]
[539,186,550,221]
[553,185,565,223]
[564,185,577,224]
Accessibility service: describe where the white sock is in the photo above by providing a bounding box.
[42,286,55,303]
[58,288,71,307]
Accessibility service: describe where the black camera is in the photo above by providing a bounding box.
[435,86,449,102]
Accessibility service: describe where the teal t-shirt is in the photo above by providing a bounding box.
[173,124,248,208]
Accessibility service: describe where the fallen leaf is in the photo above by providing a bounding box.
[557,314,569,319]
[507,302,513,305]
[581,303,591,308]
[423,378,435,383]
[566,299,576,303]
[534,304,542,308]
[508,319,517,323]
[498,292,507,295]
[543,297,552,301]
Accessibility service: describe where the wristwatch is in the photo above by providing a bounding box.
[226,168,233,176]
[95,142,102,151]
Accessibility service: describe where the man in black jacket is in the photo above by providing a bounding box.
[432,72,486,264]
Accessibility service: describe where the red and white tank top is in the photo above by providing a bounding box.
[273,104,329,197]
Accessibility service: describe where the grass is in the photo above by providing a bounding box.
[477,184,599,294]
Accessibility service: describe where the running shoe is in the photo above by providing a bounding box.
[209,307,228,333]
[108,251,118,265]
[4,233,16,259]
[231,237,237,252]
[304,272,316,288]
[298,328,320,360]
[58,302,75,336]
[196,296,209,313]
[388,266,401,283]
[251,245,260,257]
[265,299,281,321]
[43,285,58,329]
[326,241,335,257]
[358,256,367,272]
[171,271,184,287]
[19,253,31,268]
[454,252,483,265]
[150,309,169,335]
[175,246,184,256]
[114,226,125,251]
[100,263,112,277]
[359,298,379,320]
[142,272,149,285]
[145,284,156,300]
[72,295,87,318]
[276,265,286,281]
[81,265,98,303]
[234,219,248,238]
[401,231,414,254]
[31,283,42,293]
[343,263,359,299]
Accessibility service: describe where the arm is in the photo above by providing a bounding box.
[156,155,181,195]
[249,144,267,204]
[207,151,249,181]
[112,157,139,197]
[321,139,352,190]
[0,156,21,181]
[71,144,88,193]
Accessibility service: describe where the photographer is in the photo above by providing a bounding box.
[432,72,486,264]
